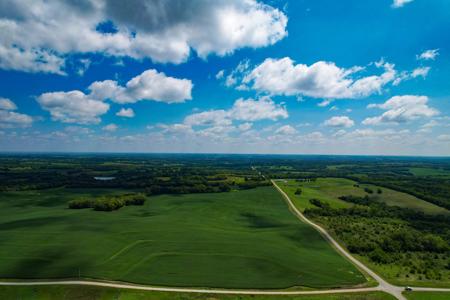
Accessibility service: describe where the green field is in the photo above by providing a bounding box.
[0,286,396,300]
[409,167,450,177]
[0,186,365,289]
[275,178,447,215]
[404,291,450,300]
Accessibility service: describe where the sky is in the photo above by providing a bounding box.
[0,0,449,155]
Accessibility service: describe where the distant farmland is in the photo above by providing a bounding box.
[0,186,365,289]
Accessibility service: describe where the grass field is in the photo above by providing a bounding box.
[0,286,396,300]
[404,291,450,300]
[409,167,450,177]
[275,178,447,215]
[0,186,365,289]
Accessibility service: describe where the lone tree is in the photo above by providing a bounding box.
[295,188,302,195]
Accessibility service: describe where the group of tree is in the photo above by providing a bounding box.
[68,193,146,211]
[305,195,450,281]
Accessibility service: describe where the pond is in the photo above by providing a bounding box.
[94,176,116,181]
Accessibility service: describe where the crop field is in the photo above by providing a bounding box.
[409,167,450,177]
[0,186,365,289]
[404,291,450,300]
[0,286,396,300]
[275,178,447,215]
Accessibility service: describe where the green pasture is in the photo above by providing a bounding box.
[0,186,365,289]
[409,167,450,177]
[404,291,450,300]
[275,178,447,215]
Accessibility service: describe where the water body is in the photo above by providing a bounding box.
[94,176,116,181]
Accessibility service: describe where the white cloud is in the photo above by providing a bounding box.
[103,124,118,132]
[363,95,439,125]
[324,116,354,128]
[65,126,91,135]
[37,68,190,124]
[411,67,430,78]
[392,66,431,86]
[158,123,194,135]
[240,57,398,99]
[37,91,109,124]
[184,110,231,126]
[417,120,438,133]
[238,122,253,131]
[0,97,17,110]
[0,97,33,128]
[89,69,192,104]
[417,49,439,60]
[275,125,297,135]
[318,100,332,107]
[229,97,288,121]
[0,0,287,74]
[184,97,287,126]
[392,0,414,8]
[215,70,225,79]
[0,110,33,128]
[437,134,450,141]
[116,108,135,118]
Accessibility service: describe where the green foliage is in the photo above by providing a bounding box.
[304,194,450,286]
[295,188,302,195]
[68,198,93,209]
[364,187,374,194]
[68,193,147,211]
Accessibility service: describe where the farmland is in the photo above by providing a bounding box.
[1,154,450,299]
[0,185,365,289]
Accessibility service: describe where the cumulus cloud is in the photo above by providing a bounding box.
[417,49,439,60]
[411,67,430,78]
[184,97,287,126]
[230,97,288,121]
[392,0,414,8]
[102,124,118,132]
[0,97,33,128]
[240,57,398,99]
[0,110,33,128]
[324,116,355,128]
[116,108,135,118]
[158,123,194,135]
[37,91,109,124]
[0,0,287,74]
[363,95,439,125]
[238,122,253,131]
[37,68,190,124]
[275,125,297,135]
[89,69,192,104]
[0,97,17,110]
[184,110,231,126]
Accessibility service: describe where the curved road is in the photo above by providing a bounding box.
[271,180,450,300]
[0,180,449,300]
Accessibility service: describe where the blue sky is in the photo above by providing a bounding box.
[0,0,449,155]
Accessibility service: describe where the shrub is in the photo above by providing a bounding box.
[68,198,93,209]
[93,197,124,211]
[364,187,374,194]
[123,193,146,206]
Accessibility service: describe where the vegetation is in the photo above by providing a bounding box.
[68,193,146,211]
[1,154,450,291]
[303,196,450,286]
[404,291,450,300]
[0,186,364,289]
[0,286,396,300]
